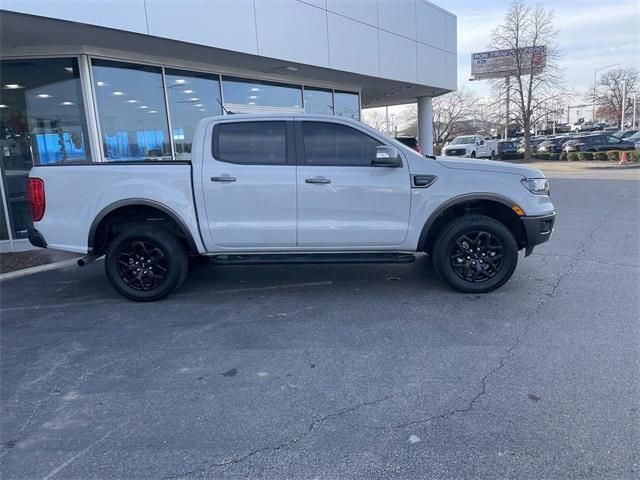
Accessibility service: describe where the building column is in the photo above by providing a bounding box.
[417,96,434,155]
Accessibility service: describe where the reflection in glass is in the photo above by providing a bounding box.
[92,60,171,161]
[165,69,222,160]
[304,88,333,115]
[0,58,91,238]
[222,77,302,110]
[334,91,360,120]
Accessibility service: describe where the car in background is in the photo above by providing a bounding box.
[536,136,571,153]
[613,130,639,141]
[395,136,422,153]
[517,137,546,154]
[497,140,519,158]
[563,134,635,152]
[622,131,640,150]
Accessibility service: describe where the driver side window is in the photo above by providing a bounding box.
[302,122,383,166]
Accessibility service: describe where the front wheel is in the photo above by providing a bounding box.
[105,225,188,302]
[432,215,518,293]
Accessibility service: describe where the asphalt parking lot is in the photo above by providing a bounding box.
[1,169,639,480]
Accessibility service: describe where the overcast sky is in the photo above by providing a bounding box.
[446,0,640,97]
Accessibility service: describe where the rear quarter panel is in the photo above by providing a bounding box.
[30,164,202,253]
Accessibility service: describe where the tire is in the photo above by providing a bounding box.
[432,215,518,293]
[105,224,188,302]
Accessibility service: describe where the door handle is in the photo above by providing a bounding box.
[305,176,331,184]
[211,175,236,182]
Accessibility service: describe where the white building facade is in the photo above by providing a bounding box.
[0,0,456,251]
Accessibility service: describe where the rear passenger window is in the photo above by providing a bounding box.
[214,121,286,165]
[302,122,383,166]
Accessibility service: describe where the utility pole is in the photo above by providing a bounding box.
[621,77,628,130]
[385,106,390,134]
[504,76,510,140]
[632,92,637,129]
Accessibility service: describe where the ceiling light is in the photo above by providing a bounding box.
[112,91,124,96]
[0,104,9,108]
[188,97,200,102]
[175,79,186,84]
[285,65,299,72]
[96,81,106,87]
[250,87,260,92]
[36,93,52,98]
[64,67,74,73]
[60,101,74,106]
[126,100,139,103]
[4,84,23,89]
[138,105,149,109]
[183,89,194,94]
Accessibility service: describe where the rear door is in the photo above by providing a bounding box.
[295,120,411,247]
[201,119,296,248]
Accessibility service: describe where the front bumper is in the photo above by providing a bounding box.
[28,227,47,248]
[521,212,555,255]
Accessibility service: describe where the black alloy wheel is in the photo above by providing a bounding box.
[449,231,504,283]
[432,215,518,293]
[117,240,168,291]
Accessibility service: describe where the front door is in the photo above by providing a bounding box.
[201,119,296,249]
[295,121,411,248]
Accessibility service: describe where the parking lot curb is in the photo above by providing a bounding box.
[0,258,80,282]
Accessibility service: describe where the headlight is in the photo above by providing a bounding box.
[521,178,549,195]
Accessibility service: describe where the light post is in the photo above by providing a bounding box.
[621,77,628,130]
[593,63,620,122]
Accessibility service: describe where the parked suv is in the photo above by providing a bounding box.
[563,134,635,152]
[28,114,555,301]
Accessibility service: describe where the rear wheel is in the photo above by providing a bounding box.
[105,225,188,301]
[432,215,518,293]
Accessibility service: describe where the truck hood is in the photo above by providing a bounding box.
[443,143,473,150]
[434,156,543,178]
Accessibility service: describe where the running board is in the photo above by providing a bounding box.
[210,253,416,265]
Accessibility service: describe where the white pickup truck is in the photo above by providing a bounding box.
[442,135,499,159]
[27,114,555,301]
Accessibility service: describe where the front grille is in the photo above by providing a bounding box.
[445,149,466,156]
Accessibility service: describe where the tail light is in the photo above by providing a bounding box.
[27,178,45,221]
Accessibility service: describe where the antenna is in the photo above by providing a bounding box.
[216,98,233,115]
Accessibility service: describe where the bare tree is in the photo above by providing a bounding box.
[590,67,638,125]
[361,108,389,133]
[431,89,479,149]
[489,0,561,159]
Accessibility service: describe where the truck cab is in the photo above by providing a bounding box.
[28,114,555,301]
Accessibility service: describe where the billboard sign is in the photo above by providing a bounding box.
[470,46,546,80]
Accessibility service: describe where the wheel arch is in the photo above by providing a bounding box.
[418,193,527,253]
[88,199,199,255]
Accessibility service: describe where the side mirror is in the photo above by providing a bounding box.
[372,146,401,167]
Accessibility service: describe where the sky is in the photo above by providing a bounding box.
[446,0,640,97]
[366,0,639,126]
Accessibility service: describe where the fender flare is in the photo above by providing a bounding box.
[417,193,518,251]
[87,199,199,254]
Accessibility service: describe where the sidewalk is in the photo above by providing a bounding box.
[0,249,80,275]
[506,160,640,171]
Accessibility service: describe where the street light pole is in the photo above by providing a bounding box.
[593,63,620,122]
[621,77,628,130]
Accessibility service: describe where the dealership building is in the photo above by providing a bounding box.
[0,0,457,251]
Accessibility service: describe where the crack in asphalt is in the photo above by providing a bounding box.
[367,209,615,431]
[162,395,393,479]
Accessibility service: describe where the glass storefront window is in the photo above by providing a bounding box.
[165,69,222,161]
[92,59,171,161]
[334,91,360,120]
[0,57,91,239]
[222,77,302,111]
[304,88,333,115]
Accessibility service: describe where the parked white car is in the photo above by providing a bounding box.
[442,135,499,159]
[28,114,555,301]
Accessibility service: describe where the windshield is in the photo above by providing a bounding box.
[450,136,477,145]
